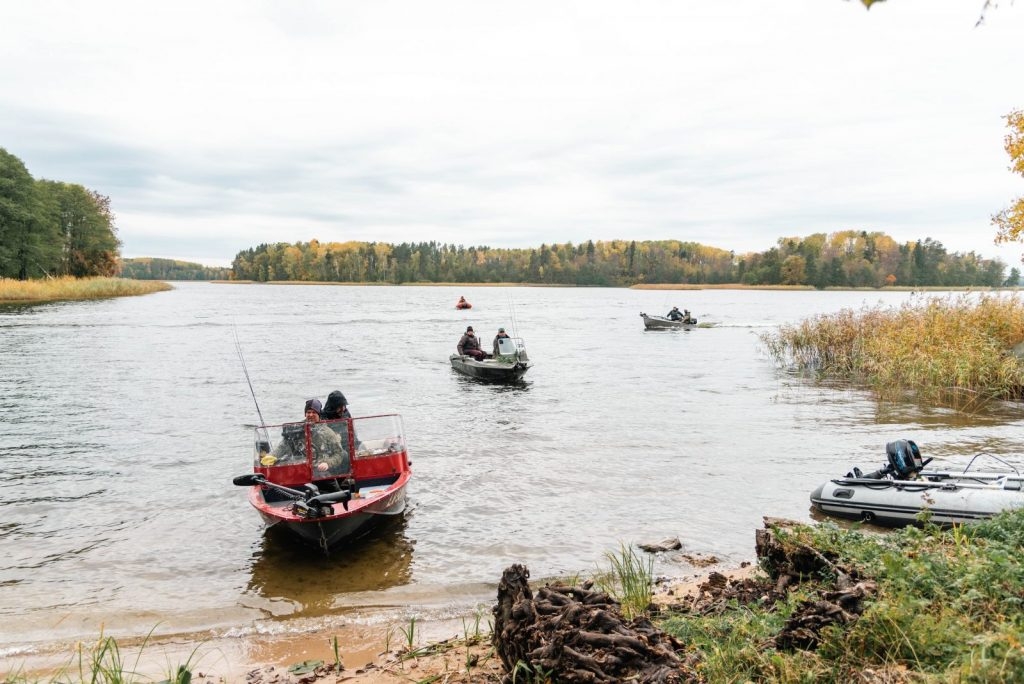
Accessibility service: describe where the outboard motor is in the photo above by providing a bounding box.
[886,439,923,480]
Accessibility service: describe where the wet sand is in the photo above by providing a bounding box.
[4,562,757,683]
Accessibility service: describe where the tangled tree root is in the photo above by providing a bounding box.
[755,518,877,652]
[775,580,878,651]
[492,564,701,683]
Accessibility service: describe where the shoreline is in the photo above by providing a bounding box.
[3,561,757,683]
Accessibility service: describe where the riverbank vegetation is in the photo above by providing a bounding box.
[656,510,1024,682]
[0,277,171,303]
[6,511,1023,682]
[761,293,1024,406]
[0,149,121,280]
[228,231,1012,289]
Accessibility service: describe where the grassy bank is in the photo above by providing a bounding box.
[761,293,1024,406]
[660,510,1024,682]
[0,277,171,303]
[7,511,1023,682]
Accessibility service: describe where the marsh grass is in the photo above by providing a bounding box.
[0,277,171,303]
[593,543,654,621]
[660,509,1024,682]
[761,293,1024,407]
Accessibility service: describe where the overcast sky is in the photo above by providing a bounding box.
[2,1,1022,268]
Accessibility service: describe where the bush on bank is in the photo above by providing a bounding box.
[760,293,1024,406]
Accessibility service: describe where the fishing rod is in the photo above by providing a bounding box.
[233,325,269,442]
[507,294,522,338]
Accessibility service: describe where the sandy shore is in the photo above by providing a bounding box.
[4,562,757,683]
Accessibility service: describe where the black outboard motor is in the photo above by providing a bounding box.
[847,439,925,480]
[886,439,923,480]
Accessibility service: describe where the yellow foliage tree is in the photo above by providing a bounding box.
[993,109,1024,254]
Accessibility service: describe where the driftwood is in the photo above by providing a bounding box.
[492,564,700,683]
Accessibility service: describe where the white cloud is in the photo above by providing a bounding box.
[2,0,1022,268]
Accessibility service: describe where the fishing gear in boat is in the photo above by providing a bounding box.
[232,473,354,518]
[233,325,271,445]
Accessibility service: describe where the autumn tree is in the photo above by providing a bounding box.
[993,109,1024,259]
[0,149,121,279]
[37,181,121,277]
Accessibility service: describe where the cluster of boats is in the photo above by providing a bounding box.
[234,301,1024,555]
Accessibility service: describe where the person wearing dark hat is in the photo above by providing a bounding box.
[492,326,511,356]
[321,389,359,464]
[321,391,350,421]
[269,398,346,477]
[457,325,487,361]
[304,398,323,417]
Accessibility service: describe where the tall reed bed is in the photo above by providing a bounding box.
[0,277,171,303]
[761,293,1024,405]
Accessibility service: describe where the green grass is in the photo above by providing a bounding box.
[657,509,1024,682]
[3,627,202,684]
[760,293,1024,407]
[593,543,654,621]
[0,277,171,303]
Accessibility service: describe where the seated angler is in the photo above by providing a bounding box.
[270,399,347,478]
[667,306,684,321]
[457,325,487,361]
[321,389,359,462]
[493,327,510,356]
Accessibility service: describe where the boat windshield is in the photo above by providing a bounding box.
[495,336,527,358]
[350,414,407,460]
[254,413,407,469]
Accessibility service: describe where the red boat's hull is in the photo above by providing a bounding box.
[249,471,410,550]
[244,416,413,552]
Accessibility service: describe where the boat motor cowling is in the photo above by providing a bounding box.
[886,439,923,479]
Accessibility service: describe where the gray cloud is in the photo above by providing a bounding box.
[2,1,1021,267]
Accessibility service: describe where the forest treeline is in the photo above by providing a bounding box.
[230,232,1015,288]
[0,148,120,280]
[119,257,231,281]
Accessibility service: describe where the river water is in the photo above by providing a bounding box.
[2,284,1023,661]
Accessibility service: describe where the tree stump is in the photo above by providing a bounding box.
[492,564,700,683]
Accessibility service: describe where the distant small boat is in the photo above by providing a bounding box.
[450,335,531,383]
[810,440,1024,527]
[456,299,472,309]
[640,312,697,330]
[233,413,411,552]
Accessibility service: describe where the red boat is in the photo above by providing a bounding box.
[234,413,411,552]
[455,297,472,309]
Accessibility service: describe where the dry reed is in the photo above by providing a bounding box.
[761,293,1024,405]
[0,277,171,303]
